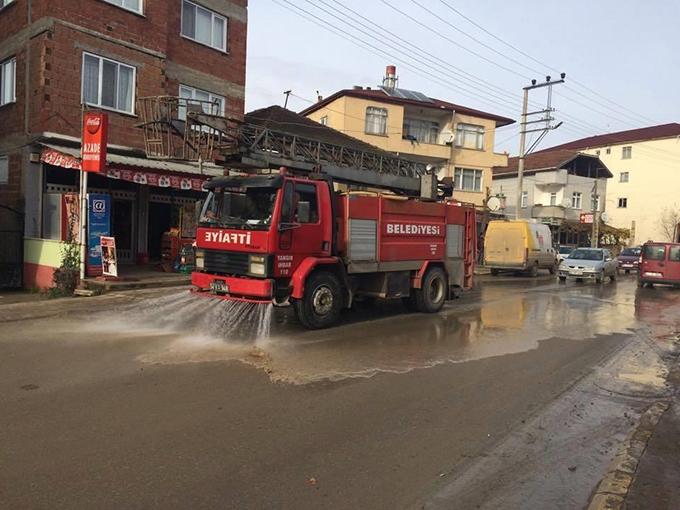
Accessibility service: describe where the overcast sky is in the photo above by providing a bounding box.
[245,0,680,155]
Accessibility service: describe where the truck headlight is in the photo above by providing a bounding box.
[249,255,266,276]
[195,249,205,269]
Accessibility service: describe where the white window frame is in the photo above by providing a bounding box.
[618,197,628,208]
[365,106,388,136]
[0,156,8,184]
[403,118,439,144]
[81,52,136,115]
[319,115,328,126]
[520,191,528,208]
[620,171,629,183]
[1,57,16,106]
[454,123,485,150]
[592,194,601,211]
[103,0,143,14]
[549,192,557,206]
[622,146,632,159]
[181,0,228,53]
[178,84,226,119]
[453,167,483,192]
[571,192,582,209]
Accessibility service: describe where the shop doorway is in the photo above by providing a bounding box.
[112,199,135,263]
[148,202,180,261]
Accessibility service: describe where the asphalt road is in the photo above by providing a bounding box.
[1,276,678,509]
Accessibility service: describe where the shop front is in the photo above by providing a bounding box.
[24,143,224,289]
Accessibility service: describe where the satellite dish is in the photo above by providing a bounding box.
[487,196,501,212]
[601,212,609,223]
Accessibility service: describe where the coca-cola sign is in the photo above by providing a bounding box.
[82,112,108,173]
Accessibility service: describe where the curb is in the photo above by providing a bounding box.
[587,401,670,510]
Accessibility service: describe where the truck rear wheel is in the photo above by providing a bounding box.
[414,267,447,313]
[294,271,343,329]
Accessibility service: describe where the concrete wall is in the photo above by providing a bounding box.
[580,138,680,244]
[305,97,509,207]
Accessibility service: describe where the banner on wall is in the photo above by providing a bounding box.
[87,193,111,276]
[100,236,118,277]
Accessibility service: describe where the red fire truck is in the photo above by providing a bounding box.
[192,170,476,329]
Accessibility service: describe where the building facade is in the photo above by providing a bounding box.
[492,150,612,245]
[535,124,680,245]
[0,0,247,288]
[301,66,514,207]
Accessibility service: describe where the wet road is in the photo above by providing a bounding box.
[1,277,678,509]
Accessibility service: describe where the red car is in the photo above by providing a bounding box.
[638,242,680,288]
[618,246,641,273]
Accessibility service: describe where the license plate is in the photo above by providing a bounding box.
[571,270,583,276]
[622,264,633,268]
[210,280,229,294]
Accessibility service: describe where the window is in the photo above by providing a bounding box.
[0,156,8,184]
[181,0,228,52]
[670,247,680,262]
[622,146,632,159]
[103,0,142,14]
[319,115,328,126]
[178,84,225,119]
[606,147,611,154]
[595,150,601,155]
[620,171,629,183]
[365,107,387,135]
[571,192,582,209]
[454,123,485,150]
[521,191,528,208]
[618,197,628,208]
[549,192,557,206]
[1,57,16,106]
[592,194,600,211]
[295,183,319,223]
[453,168,483,192]
[82,53,135,114]
[403,118,439,144]
[643,244,665,260]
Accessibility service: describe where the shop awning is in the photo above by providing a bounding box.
[40,144,226,191]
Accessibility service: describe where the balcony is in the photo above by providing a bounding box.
[532,205,582,223]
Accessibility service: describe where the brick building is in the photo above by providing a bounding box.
[0,0,248,288]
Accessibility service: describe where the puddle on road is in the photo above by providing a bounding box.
[84,280,666,385]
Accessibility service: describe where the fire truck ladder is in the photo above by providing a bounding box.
[137,97,438,197]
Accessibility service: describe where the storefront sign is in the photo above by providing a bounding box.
[82,112,109,173]
[41,148,208,191]
[101,236,118,277]
[580,213,594,224]
[87,193,111,276]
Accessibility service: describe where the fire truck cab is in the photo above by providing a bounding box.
[192,172,476,329]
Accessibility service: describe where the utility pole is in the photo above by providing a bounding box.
[591,178,600,247]
[283,90,292,109]
[516,74,566,219]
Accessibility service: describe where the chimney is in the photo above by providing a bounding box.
[316,90,323,102]
[383,65,398,90]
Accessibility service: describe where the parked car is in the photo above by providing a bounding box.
[484,220,557,276]
[556,245,575,264]
[558,248,618,283]
[638,242,680,288]
[617,246,642,273]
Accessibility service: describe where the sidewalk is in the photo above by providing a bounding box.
[624,364,680,510]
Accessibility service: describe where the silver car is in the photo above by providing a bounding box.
[558,248,618,283]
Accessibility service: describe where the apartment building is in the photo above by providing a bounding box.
[301,65,514,207]
[0,0,247,288]
[492,149,612,245]
[536,124,680,245]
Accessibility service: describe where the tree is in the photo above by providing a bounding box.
[659,205,680,242]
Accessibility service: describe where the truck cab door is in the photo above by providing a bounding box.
[277,180,331,276]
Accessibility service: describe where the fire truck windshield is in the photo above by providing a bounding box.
[199,188,277,230]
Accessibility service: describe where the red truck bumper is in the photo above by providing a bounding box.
[191,272,273,303]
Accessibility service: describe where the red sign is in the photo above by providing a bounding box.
[82,112,109,173]
[580,213,594,224]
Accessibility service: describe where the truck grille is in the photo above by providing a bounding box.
[203,250,250,276]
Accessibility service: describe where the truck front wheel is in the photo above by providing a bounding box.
[414,267,447,313]
[294,271,343,329]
